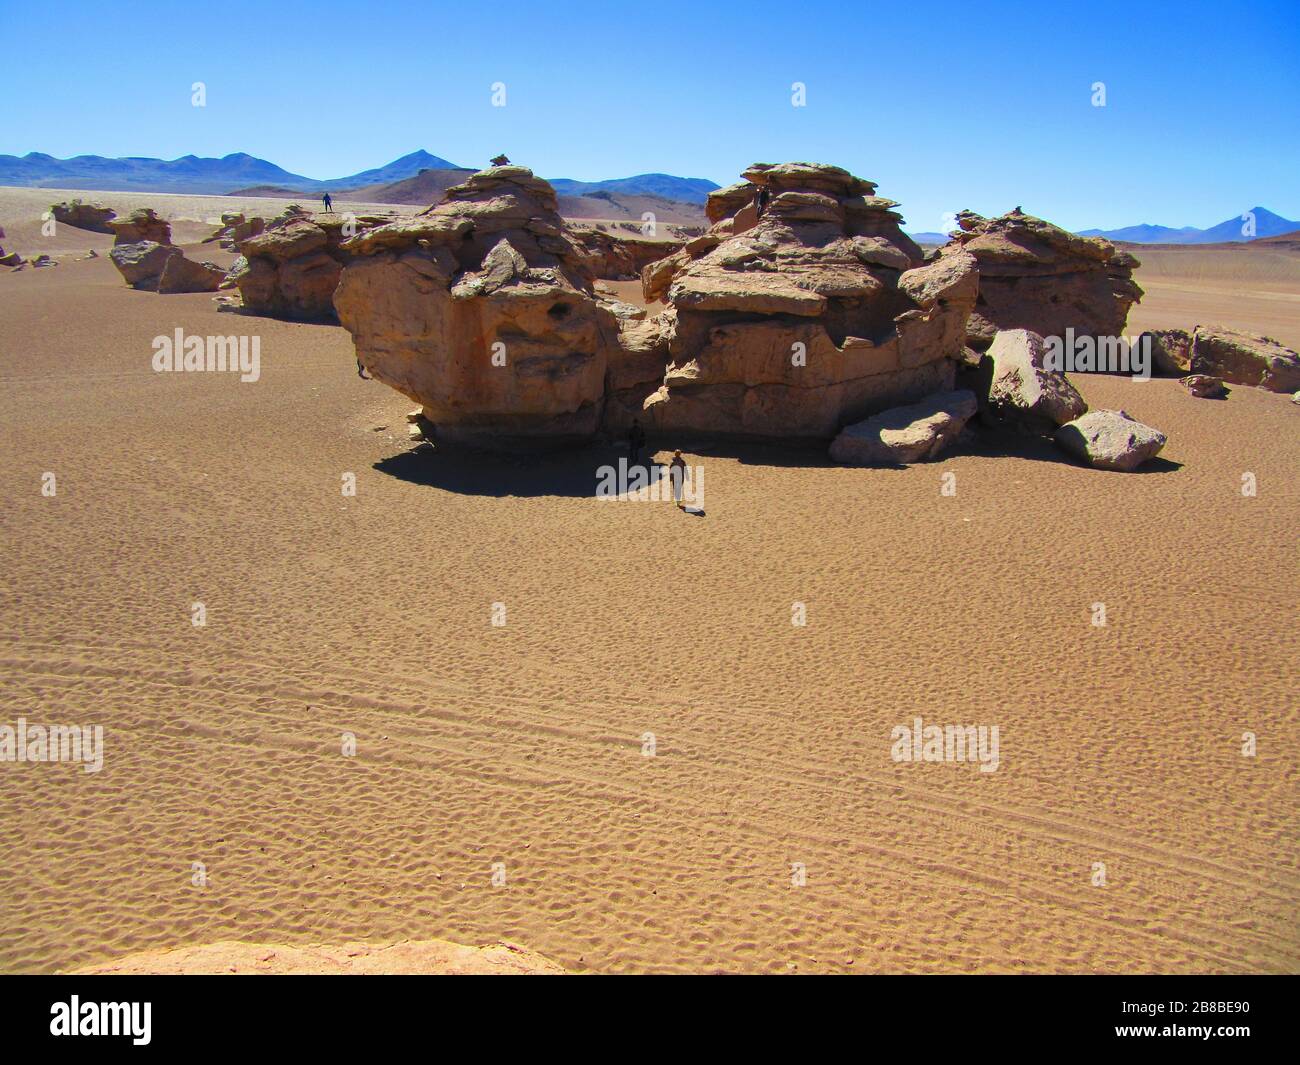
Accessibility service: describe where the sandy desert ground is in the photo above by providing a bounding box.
[0,190,1296,974]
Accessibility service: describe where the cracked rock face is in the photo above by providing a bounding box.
[635,162,979,439]
[335,166,620,446]
[950,209,1142,350]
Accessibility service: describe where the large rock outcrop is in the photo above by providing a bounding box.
[335,166,621,445]
[1143,326,1300,392]
[232,213,377,320]
[50,200,116,233]
[951,209,1141,350]
[571,225,682,281]
[634,162,979,439]
[108,208,171,246]
[108,241,179,289]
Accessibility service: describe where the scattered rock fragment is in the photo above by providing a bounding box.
[830,390,978,465]
[1053,409,1167,471]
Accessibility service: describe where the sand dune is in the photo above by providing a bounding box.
[0,190,1296,975]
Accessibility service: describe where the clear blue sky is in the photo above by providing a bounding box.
[1,0,1296,231]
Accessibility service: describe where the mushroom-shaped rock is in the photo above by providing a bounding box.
[335,167,620,447]
[1053,409,1167,472]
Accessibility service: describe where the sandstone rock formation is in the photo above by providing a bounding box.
[205,211,267,250]
[1053,409,1167,472]
[635,162,978,439]
[108,208,171,246]
[978,328,1087,433]
[157,254,226,293]
[1144,326,1300,392]
[108,241,179,289]
[232,214,377,320]
[950,209,1141,350]
[335,166,620,445]
[830,389,976,465]
[1144,326,1294,392]
[50,199,116,233]
[571,225,682,281]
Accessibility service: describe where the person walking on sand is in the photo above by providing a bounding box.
[628,418,646,467]
[322,192,334,213]
[669,450,687,508]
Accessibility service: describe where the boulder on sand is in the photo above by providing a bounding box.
[109,240,180,290]
[108,208,171,246]
[1053,409,1167,472]
[830,389,977,465]
[157,254,226,293]
[50,199,117,233]
[1179,374,1227,398]
[1143,325,1300,391]
[950,209,1142,350]
[1187,327,1300,393]
[980,328,1087,433]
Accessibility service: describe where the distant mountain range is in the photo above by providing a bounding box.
[1080,207,1299,244]
[0,149,721,205]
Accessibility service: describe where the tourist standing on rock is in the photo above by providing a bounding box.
[669,451,687,508]
[628,419,646,467]
[754,185,771,217]
[322,192,334,213]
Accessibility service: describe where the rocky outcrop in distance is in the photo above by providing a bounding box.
[1143,326,1300,392]
[50,199,117,233]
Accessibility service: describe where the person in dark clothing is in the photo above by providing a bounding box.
[323,192,334,213]
[669,450,688,508]
[628,419,646,466]
[755,185,771,216]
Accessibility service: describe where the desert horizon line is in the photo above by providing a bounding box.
[3,147,1297,236]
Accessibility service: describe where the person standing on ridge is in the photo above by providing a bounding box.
[322,192,334,213]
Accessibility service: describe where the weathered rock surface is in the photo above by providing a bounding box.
[1179,374,1228,398]
[980,328,1088,433]
[1142,325,1300,391]
[233,213,374,320]
[335,167,620,445]
[109,241,180,289]
[108,208,171,246]
[950,209,1141,349]
[157,253,226,293]
[50,199,116,232]
[830,389,977,465]
[571,226,682,281]
[1054,409,1167,471]
[1143,327,1194,375]
[1187,327,1300,392]
[636,162,976,439]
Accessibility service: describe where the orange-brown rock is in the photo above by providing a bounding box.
[335,167,622,446]
[635,162,975,439]
[950,209,1141,349]
[108,207,171,246]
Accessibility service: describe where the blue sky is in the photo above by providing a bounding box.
[1,0,1296,231]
